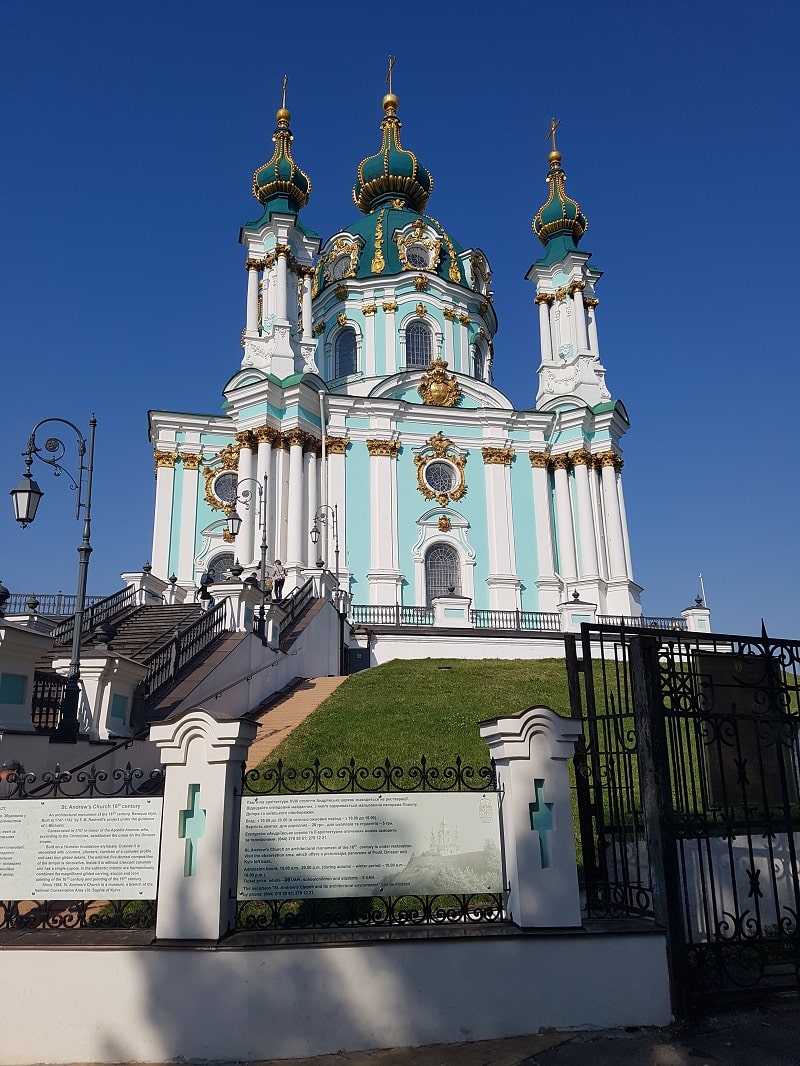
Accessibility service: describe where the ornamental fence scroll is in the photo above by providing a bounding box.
[238,756,504,932]
[242,754,497,795]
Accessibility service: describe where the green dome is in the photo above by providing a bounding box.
[315,205,467,294]
[252,107,311,212]
[532,150,588,248]
[353,94,433,214]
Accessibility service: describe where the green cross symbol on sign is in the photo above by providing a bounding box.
[529,778,554,869]
[179,783,206,877]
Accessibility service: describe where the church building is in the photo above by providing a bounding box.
[148,86,643,623]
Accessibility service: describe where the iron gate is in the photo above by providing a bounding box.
[567,624,800,1011]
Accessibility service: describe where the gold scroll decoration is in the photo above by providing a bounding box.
[418,358,462,408]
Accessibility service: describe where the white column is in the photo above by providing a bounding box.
[235,434,255,566]
[246,262,259,333]
[552,455,577,584]
[305,445,319,567]
[571,451,599,580]
[536,295,553,362]
[383,301,397,374]
[600,453,627,580]
[177,454,201,582]
[530,455,557,582]
[301,272,313,341]
[367,440,401,603]
[261,271,271,330]
[254,428,274,564]
[152,451,176,579]
[483,452,519,611]
[276,248,288,323]
[274,444,289,562]
[285,430,305,575]
[617,469,634,578]
[586,299,600,357]
[327,438,349,584]
[443,312,456,371]
[363,305,377,377]
[571,282,588,351]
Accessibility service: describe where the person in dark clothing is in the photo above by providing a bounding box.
[272,560,286,600]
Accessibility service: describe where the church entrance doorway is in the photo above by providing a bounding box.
[424,544,461,606]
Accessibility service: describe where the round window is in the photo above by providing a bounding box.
[329,254,351,280]
[424,460,457,494]
[407,245,428,269]
[213,472,238,505]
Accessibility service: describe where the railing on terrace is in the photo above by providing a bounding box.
[30,669,67,733]
[597,614,686,630]
[237,756,504,931]
[139,599,228,703]
[471,609,561,631]
[350,604,561,631]
[5,591,106,616]
[51,584,138,643]
[349,603,433,626]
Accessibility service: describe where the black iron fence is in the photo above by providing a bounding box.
[30,670,67,733]
[4,591,106,616]
[568,623,800,1010]
[140,599,228,702]
[237,756,504,931]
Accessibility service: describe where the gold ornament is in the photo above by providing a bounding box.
[418,358,462,408]
[482,447,515,466]
[181,452,202,471]
[366,438,401,458]
[437,515,452,532]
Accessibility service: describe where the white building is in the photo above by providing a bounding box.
[148,89,643,624]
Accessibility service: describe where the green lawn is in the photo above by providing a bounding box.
[260,657,572,771]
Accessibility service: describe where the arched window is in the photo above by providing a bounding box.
[425,544,461,606]
[207,552,235,578]
[407,244,429,268]
[472,344,485,381]
[405,321,432,368]
[334,328,357,378]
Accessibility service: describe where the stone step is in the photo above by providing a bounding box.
[245,676,348,768]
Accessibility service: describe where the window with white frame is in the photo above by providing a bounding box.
[425,543,461,605]
[334,327,357,377]
[405,320,432,368]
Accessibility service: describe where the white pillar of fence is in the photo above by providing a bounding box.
[480,706,582,929]
[151,708,256,940]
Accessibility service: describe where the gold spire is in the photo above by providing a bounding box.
[546,116,562,165]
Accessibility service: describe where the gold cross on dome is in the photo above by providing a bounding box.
[281,73,288,109]
[386,55,396,93]
[546,116,561,151]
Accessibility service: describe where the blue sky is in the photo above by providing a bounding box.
[2,1,798,637]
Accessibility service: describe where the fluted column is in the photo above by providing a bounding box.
[535,294,554,363]
[552,454,577,584]
[245,260,260,333]
[366,439,402,604]
[235,431,256,565]
[569,280,588,351]
[152,450,177,580]
[599,452,627,580]
[571,449,599,580]
[178,453,202,582]
[284,429,306,575]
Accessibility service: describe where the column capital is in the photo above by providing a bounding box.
[534,292,555,306]
[362,303,378,316]
[583,296,599,309]
[482,447,515,466]
[235,430,257,450]
[567,279,586,295]
[245,258,262,271]
[326,435,350,455]
[367,438,401,458]
[180,452,202,471]
[529,451,551,469]
[382,300,398,314]
[283,427,306,449]
[154,449,177,476]
[442,306,458,321]
[569,448,594,468]
[254,424,278,445]
[598,450,624,471]
[551,452,572,471]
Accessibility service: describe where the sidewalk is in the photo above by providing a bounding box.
[200,994,800,1066]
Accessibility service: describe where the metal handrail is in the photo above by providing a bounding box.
[51,585,137,643]
[5,592,106,616]
[350,604,562,631]
[140,600,228,702]
[272,578,316,641]
[597,614,686,631]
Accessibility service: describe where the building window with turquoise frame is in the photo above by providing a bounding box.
[334,328,357,377]
[405,321,432,368]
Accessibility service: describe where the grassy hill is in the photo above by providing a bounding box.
[261,657,571,770]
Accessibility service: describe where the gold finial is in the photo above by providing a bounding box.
[386,55,396,94]
[546,116,561,152]
[276,74,290,123]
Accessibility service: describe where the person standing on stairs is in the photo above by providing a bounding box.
[272,560,286,601]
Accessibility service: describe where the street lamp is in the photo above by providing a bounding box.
[10,415,97,743]
[226,474,269,637]
[309,503,339,581]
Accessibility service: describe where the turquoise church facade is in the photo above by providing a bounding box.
[147,88,643,621]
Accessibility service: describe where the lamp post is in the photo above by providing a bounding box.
[226,474,269,637]
[10,415,97,743]
[309,503,339,581]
